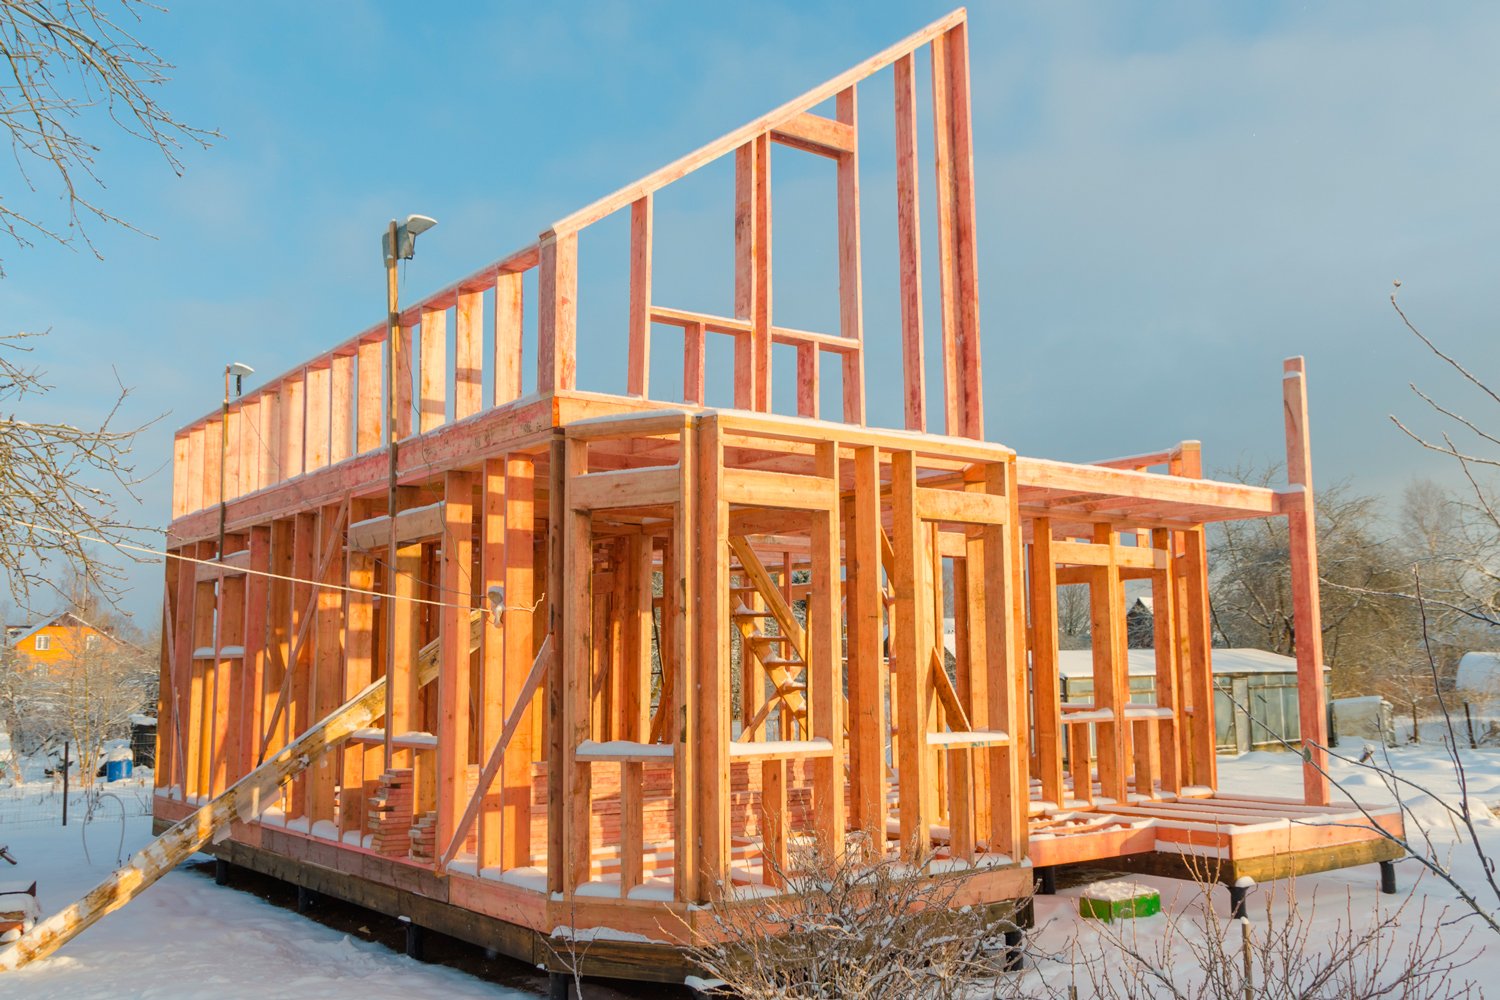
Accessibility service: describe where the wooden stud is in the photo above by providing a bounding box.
[894,53,926,433]
[289,512,316,817]
[761,758,788,886]
[305,365,330,472]
[217,572,246,791]
[494,272,524,406]
[891,450,930,857]
[696,416,729,892]
[202,418,222,510]
[539,235,578,395]
[1150,527,1182,795]
[673,422,698,903]
[561,437,594,894]
[1283,357,1330,806]
[1183,526,1217,790]
[343,501,374,835]
[331,354,353,464]
[848,447,886,844]
[1089,523,1128,804]
[836,85,865,426]
[439,470,474,858]
[309,503,343,823]
[479,460,505,869]
[260,387,280,486]
[734,138,771,411]
[810,441,843,860]
[265,521,294,762]
[455,290,484,420]
[420,308,448,433]
[281,375,305,480]
[683,320,706,406]
[1029,519,1065,806]
[395,324,414,440]
[628,195,653,399]
[186,425,205,513]
[357,338,383,454]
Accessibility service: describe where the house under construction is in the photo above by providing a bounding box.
[149,9,1402,983]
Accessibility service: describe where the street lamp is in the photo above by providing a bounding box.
[220,361,255,559]
[383,214,435,769]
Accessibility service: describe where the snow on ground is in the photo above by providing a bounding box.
[1020,744,1500,996]
[0,774,529,999]
[2,745,1499,996]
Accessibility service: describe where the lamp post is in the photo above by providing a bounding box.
[220,362,255,559]
[381,214,436,769]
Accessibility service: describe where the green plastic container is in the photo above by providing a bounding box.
[1077,882,1162,922]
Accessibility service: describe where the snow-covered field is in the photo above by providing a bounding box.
[0,746,1497,997]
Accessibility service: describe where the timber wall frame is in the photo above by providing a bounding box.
[157,8,1390,964]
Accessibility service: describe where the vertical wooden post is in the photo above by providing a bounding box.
[1183,526,1217,790]
[455,290,484,420]
[281,374,305,479]
[891,450,930,857]
[985,459,1026,860]
[848,447,886,844]
[894,53,926,433]
[189,568,216,800]
[217,572,245,790]
[734,138,771,411]
[170,544,197,796]
[305,364,330,471]
[395,324,414,441]
[836,85,865,426]
[1283,357,1330,806]
[683,321,705,406]
[157,564,178,793]
[260,386,281,486]
[797,346,819,419]
[420,307,448,433]
[357,338,383,454]
[628,195,653,399]
[560,437,594,893]
[1029,519,1065,806]
[696,416,729,893]
[810,441,844,860]
[309,503,344,824]
[760,758,788,886]
[538,234,578,395]
[343,502,374,836]
[930,26,983,440]
[1150,528,1182,794]
[619,531,652,894]
[331,353,353,464]
[439,471,474,858]
[1090,525,1128,804]
[494,272,524,406]
[479,459,505,869]
[547,435,567,896]
[265,520,294,762]
[289,512,316,817]
[672,419,698,902]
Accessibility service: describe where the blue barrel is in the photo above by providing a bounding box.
[105,759,132,782]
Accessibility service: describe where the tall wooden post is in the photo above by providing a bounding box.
[1283,357,1330,806]
[439,471,474,858]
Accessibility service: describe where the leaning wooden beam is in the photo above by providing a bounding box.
[0,667,395,971]
[439,637,554,869]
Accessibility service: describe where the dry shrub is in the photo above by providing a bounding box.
[684,836,1032,1000]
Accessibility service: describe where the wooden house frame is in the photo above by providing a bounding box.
[155,9,1401,981]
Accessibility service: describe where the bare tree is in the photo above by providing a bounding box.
[0,331,153,610]
[0,0,216,270]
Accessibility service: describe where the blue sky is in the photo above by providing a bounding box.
[3,1,1499,624]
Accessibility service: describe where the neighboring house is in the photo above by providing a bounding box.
[5,613,119,671]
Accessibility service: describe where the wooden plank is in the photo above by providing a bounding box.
[546,436,566,897]
[309,503,343,823]
[894,53,926,433]
[769,111,855,157]
[986,460,1026,860]
[761,758,788,887]
[342,501,374,836]
[356,338,383,454]
[265,522,293,763]
[1183,526,1216,790]
[561,438,593,894]
[722,468,837,510]
[796,343,818,419]
[849,447,886,842]
[203,418,222,510]
[672,433,698,903]
[627,195,653,399]
[494,272,524,407]
[331,353,353,464]
[479,459,506,869]
[1150,527,1181,795]
[1052,540,1156,569]
[1029,519,1065,807]
[733,140,760,410]
[455,289,484,421]
[348,503,446,551]
[287,512,316,817]
[420,307,447,433]
[752,133,771,413]
[568,467,679,511]
[438,472,475,858]
[302,363,327,474]
[696,416,729,895]
[259,387,280,486]
[215,574,245,793]
[836,86,864,427]
[539,234,578,394]
[945,23,983,440]
[172,433,190,518]
[915,486,1006,525]
[186,425,205,513]
[683,321,705,406]
[891,450,930,857]
[281,375,305,479]
[224,407,242,500]
[240,529,271,782]
[1283,358,1329,806]
[809,441,844,859]
[1089,525,1129,805]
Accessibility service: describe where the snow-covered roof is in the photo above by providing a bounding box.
[7,612,114,650]
[1055,647,1301,680]
[1456,652,1500,694]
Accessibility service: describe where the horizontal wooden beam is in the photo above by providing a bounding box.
[770,111,856,157]
[348,502,445,552]
[722,469,838,510]
[569,467,680,511]
[914,487,1006,525]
